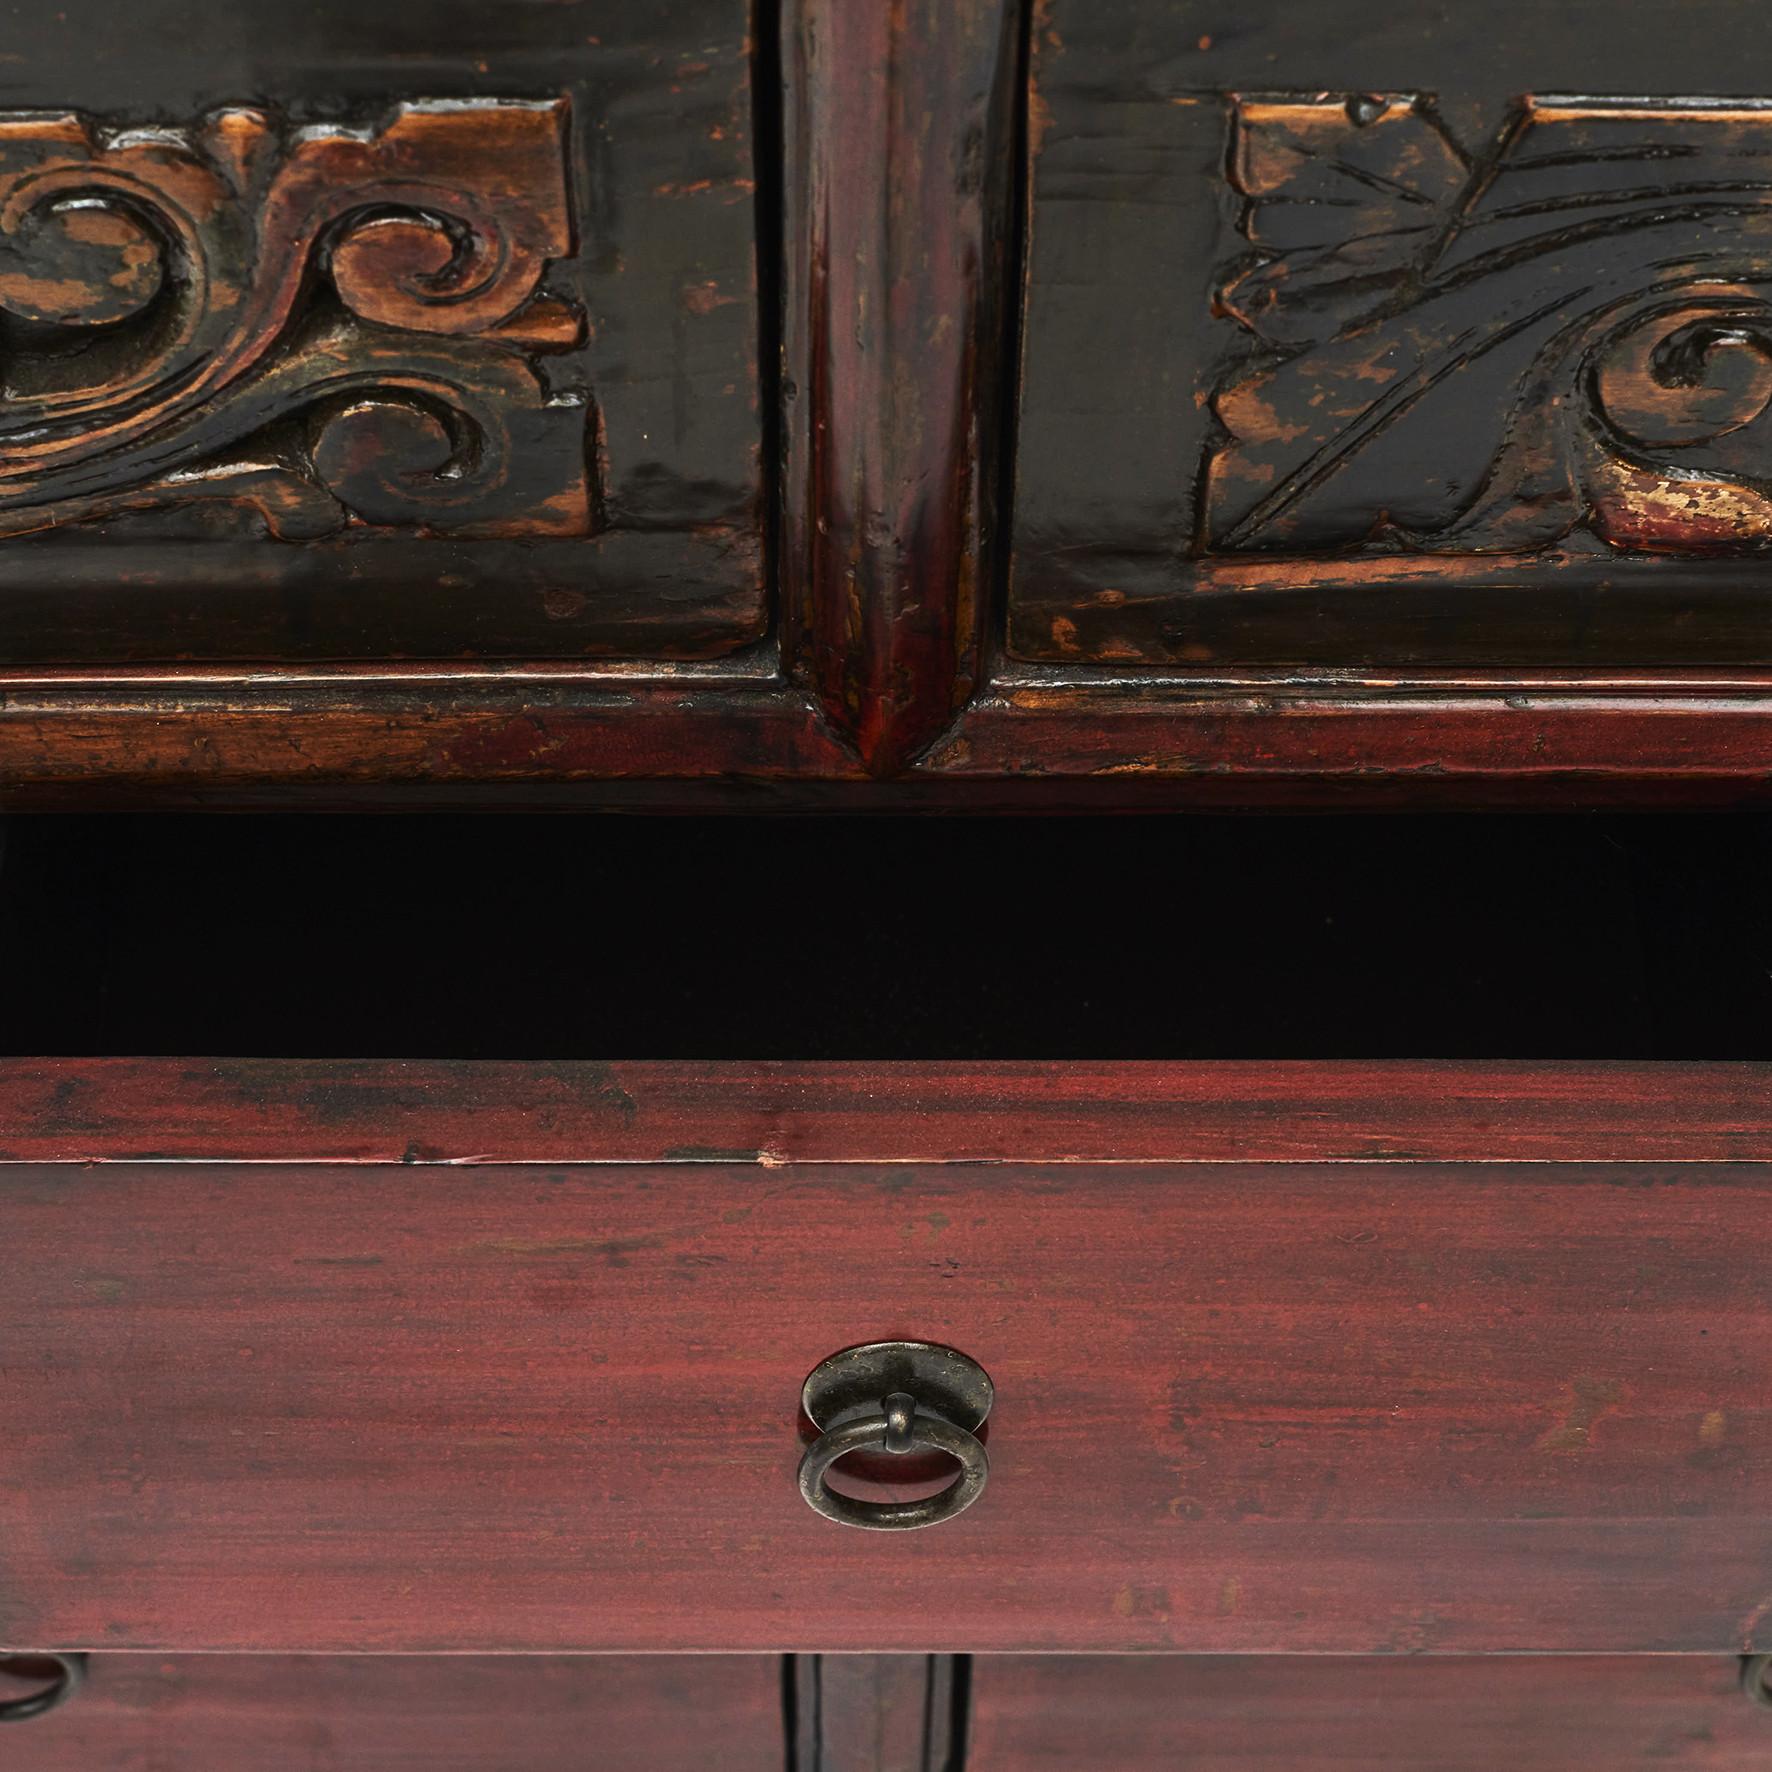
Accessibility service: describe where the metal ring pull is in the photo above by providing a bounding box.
[0,1654,86,1724]
[798,1341,993,1531]
[1744,1654,1772,1710]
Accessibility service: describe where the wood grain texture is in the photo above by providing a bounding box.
[3,1084,1770,1652]
[0,1655,785,1771]
[968,1656,1772,1771]
[3,1059,1772,1167]
[782,0,1021,773]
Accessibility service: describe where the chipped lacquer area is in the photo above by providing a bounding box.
[1211,97,1772,559]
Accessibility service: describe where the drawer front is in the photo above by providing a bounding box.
[0,1654,783,1771]
[969,1656,1772,1771]
[3,1061,1769,1654]
[1010,1,1772,673]
[0,0,763,667]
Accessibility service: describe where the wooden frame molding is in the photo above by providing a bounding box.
[781,0,1022,774]
[1,671,1770,805]
[4,1059,1771,1166]
[789,1655,965,1772]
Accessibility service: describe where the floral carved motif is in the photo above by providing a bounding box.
[1208,96,1772,556]
[0,99,587,540]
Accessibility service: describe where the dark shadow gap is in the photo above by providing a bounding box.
[1,813,1768,1060]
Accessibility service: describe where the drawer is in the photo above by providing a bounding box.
[968,1655,1772,1771]
[3,1056,1770,1654]
[1010,0,1772,674]
[0,1652,783,1770]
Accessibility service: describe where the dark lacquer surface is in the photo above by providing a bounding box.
[1012,0,1772,669]
[1,2,1770,797]
[0,0,763,664]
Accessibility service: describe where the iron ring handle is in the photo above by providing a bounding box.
[0,1654,86,1724]
[1744,1654,1772,1710]
[797,1398,990,1531]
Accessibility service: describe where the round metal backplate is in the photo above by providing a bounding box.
[801,1340,994,1434]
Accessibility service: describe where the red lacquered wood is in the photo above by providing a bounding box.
[781,0,1020,774]
[5,678,1771,808]
[3,1059,1770,1166]
[3,1105,1770,1652]
[0,1655,784,1772]
[930,681,1772,801]
[969,1657,1772,1772]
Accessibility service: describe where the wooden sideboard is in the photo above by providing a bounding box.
[4,0,1772,1764]
[0,0,1768,804]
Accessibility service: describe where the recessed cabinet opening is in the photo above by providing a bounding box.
[2,813,1768,1060]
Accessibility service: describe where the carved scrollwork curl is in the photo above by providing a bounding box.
[1593,308,1772,448]
[0,193,167,327]
[327,199,545,335]
[1583,297,1772,551]
[0,98,588,539]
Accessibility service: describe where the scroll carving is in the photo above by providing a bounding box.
[0,100,588,540]
[1208,96,1772,556]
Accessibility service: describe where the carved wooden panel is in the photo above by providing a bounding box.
[1211,97,1772,558]
[0,102,585,542]
[0,0,762,665]
[1010,1,1772,670]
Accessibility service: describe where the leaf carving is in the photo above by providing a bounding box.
[1208,96,1772,558]
[1222,95,1469,346]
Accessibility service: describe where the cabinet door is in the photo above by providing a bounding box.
[1010,1,1772,672]
[0,0,762,667]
